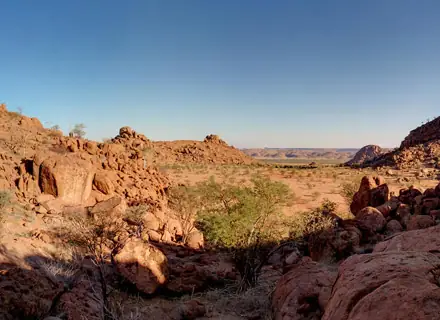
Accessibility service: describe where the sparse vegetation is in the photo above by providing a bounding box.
[0,190,12,227]
[50,124,61,131]
[124,204,148,226]
[168,185,200,244]
[183,175,294,290]
[340,179,360,205]
[288,200,337,241]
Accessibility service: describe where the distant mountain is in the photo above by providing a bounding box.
[241,148,360,161]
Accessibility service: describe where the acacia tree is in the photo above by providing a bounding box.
[70,123,86,138]
[193,175,293,290]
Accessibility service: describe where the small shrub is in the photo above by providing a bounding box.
[289,210,333,239]
[320,198,337,213]
[124,204,148,225]
[340,180,360,205]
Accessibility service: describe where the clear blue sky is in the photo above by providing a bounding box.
[1,0,439,148]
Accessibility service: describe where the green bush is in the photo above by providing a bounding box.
[340,180,360,205]
[175,175,293,290]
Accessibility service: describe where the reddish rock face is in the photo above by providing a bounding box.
[322,252,440,320]
[374,224,440,253]
[350,176,389,215]
[39,154,95,205]
[401,116,440,148]
[272,257,337,320]
[406,215,435,231]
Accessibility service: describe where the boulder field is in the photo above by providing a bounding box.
[273,175,440,320]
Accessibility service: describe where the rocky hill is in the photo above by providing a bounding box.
[152,134,255,165]
[345,145,385,166]
[365,116,440,169]
[401,116,440,148]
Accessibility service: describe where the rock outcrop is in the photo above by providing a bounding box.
[322,252,440,320]
[272,257,337,320]
[345,145,383,166]
[401,116,440,148]
[39,154,95,205]
[350,176,389,215]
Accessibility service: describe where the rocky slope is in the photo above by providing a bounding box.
[365,116,440,169]
[273,175,440,320]
[152,134,255,165]
[0,104,254,319]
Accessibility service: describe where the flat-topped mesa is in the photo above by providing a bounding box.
[346,145,384,166]
[203,134,227,146]
[401,116,440,149]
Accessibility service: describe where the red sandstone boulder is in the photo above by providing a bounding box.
[385,219,403,234]
[406,215,435,231]
[272,257,337,320]
[322,252,440,320]
[374,224,440,253]
[93,172,115,195]
[355,207,386,234]
[350,176,389,215]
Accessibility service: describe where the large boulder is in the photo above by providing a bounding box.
[272,257,337,320]
[374,224,440,253]
[93,172,115,195]
[350,176,389,215]
[89,195,127,217]
[355,207,386,235]
[39,155,95,205]
[186,229,204,250]
[406,215,435,231]
[114,239,168,294]
[322,252,440,320]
